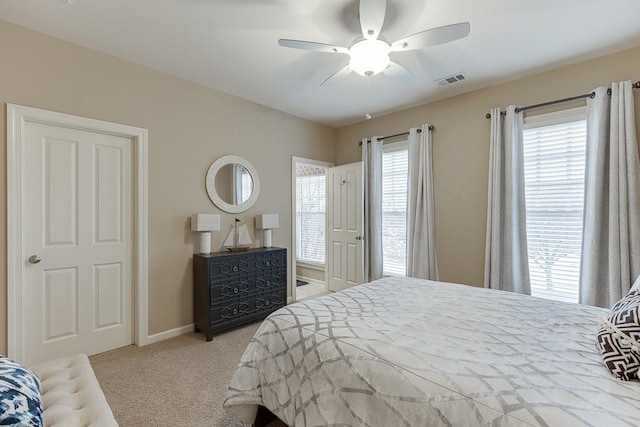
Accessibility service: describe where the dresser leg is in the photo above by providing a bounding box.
[206,333,213,342]
[194,325,201,333]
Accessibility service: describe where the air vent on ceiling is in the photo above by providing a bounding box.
[436,72,467,86]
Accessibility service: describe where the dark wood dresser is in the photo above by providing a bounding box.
[193,247,287,341]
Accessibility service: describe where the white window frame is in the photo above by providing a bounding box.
[296,170,328,265]
[523,106,587,304]
[524,106,586,128]
[291,156,333,303]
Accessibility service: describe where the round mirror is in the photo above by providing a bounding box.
[205,155,260,213]
[213,164,254,205]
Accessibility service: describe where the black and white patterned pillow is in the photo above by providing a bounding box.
[596,290,640,381]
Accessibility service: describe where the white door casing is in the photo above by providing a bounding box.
[327,162,364,292]
[7,104,149,364]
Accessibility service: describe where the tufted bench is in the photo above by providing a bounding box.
[30,354,118,426]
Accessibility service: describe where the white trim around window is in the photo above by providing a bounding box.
[382,139,409,277]
[522,106,587,304]
[291,156,333,303]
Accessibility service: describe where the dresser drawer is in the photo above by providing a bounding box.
[210,270,285,303]
[209,251,286,277]
[253,270,286,293]
[209,255,251,278]
[254,292,285,311]
[210,279,253,303]
[251,251,286,271]
[210,300,254,326]
[210,294,283,326]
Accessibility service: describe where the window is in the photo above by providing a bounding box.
[296,164,327,264]
[234,165,252,204]
[523,107,587,303]
[382,142,408,276]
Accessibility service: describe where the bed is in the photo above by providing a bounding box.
[223,277,640,426]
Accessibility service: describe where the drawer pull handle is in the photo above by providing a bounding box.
[232,266,238,272]
[265,300,270,306]
[233,288,239,294]
[265,261,270,267]
[232,309,238,315]
[266,281,271,286]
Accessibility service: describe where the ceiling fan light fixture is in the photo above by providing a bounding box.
[348,39,390,77]
[277,0,471,86]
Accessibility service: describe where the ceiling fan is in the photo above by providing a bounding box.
[278,0,470,86]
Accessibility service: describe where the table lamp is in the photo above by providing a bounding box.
[255,214,279,248]
[191,213,220,254]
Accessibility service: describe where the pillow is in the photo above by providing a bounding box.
[0,355,43,426]
[596,290,640,381]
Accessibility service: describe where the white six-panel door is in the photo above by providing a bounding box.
[327,162,364,292]
[22,121,134,365]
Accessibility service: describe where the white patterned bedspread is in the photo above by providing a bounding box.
[223,277,640,426]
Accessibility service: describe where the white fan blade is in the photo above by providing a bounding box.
[278,39,348,54]
[359,0,386,40]
[383,61,414,83]
[321,66,352,87]
[391,22,470,52]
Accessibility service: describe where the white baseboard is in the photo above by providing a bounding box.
[145,324,194,345]
[296,261,325,271]
[287,296,293,304]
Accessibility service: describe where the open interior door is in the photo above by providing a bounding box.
[327,162,364,292]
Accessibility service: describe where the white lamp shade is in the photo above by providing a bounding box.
[191,214,220,231]
[255,213,279,230]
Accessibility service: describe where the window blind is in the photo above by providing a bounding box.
[523,114,586,304]
[240,170,252,203]
[382,146,408,276]
[296,166,326,264]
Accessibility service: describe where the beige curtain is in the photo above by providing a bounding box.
[484,106,531,294]
[580,81,640,307]
[407,125,438,280]
[362,137,383,282]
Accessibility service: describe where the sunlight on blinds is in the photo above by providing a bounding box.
[296,165,326,264]
[523,113,586,304]
[382,146,408,276]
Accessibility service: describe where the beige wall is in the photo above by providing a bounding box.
[336,46,640,289]
[0,21,335,353]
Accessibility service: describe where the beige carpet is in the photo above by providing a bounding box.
[90,321,265,427]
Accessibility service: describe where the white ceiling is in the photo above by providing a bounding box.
[2,0,640,127]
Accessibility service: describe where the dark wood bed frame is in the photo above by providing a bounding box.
[253,405,286,427]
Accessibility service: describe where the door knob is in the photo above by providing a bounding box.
[28,255,42,264]
[355,235,363,241]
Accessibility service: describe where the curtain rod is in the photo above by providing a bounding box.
[485,80,640,119]
[358,125,435,145]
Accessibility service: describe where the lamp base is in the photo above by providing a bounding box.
[263,229,273,248]
[199,231,212,254]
